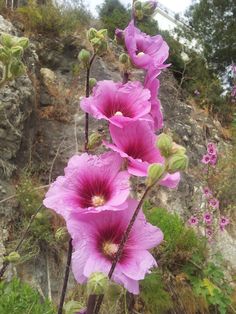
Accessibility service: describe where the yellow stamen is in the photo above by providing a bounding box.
[114,111,123,116]
[137,52,144,57]
[102,242,119,257]
[92,195,105,207]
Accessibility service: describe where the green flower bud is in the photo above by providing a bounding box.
[87,132,102,150]
[0,48,10,64]
[135,9,144,20]
[5,251,21,263]
[35,212,43,220]
[87,272,109,295]
[146,163,165,187]
[171,143,186,155]
[63,300,84,314]
[0,33,15,48]
[143,1,158,16]
[168,154,189,173]
[119,53,129,64]
[78,49,91,67]
[87,28,98,41]
[11,46,24,58]
[55,227,68,242]
[10,60,25,77]
[134,1,142,10]
[17,37,29,49]
[89,77,97,90]
[156,133,173,158]
[97,29,108,39]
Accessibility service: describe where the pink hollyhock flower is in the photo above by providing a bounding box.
[80,80,152,128]
[201,154,211,164]
[144,71,163,130]
[203,212,212,224]
[188,216,198,226]
[207,142,217,155]
[220,216,230,231]
[104,121,180,188]
[124,20,169,71]
[209,198,219,209]
[68,198,163,295]
[203,187,212,198]
[43,152,130,219]
[231,85,236,98]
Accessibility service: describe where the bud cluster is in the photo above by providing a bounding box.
[87,28,108,56]
[0,33,29,86]
[134,1,157,20]
[156,133,188,173]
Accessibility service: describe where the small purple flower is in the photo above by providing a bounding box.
[209,198,219,209]
[220,216,230,231]
[207,142,217,155]
[206,227,213,239]
[188,216,199,226]
[231,85,236,98]
[194,89,200,96]
[203,187,212,198]
[203,212,213,224]
[209,154,217,166]
[201,154,211,164]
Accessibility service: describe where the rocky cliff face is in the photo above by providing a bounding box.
[0,14,235,300]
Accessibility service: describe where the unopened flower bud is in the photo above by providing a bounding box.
[87,132,102,150]
[168,154,189,173]
[146,163,165,187]
[119,53,129,64]
[0,33,14,48]
[134,1,142,10]
[5,251,20,263]
[55,227,68,242]
[10,60,25,77]
[11,46,24,58]
[35,212,43,220]
[87,28,97,41]
[78,49,91,67]
[171,143,186,155]
[17,37,29,49]
[135,9,144,20]
[115,28,124,44]
[97,29,108,39]
[89,78,97,90]
[143,1,157,16]
[87,272,109,295]
[156,133,173,158]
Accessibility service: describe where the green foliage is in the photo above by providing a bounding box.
[146,207,204,268]
[186,0,236,74]
[140,272,173,313]
[0,33,29,88]
[0,278,55,314]
[13,172,59,259]
[17,0,90,36]
[97,0,130,38]
[183,253,234,314]
[98,0,159,37]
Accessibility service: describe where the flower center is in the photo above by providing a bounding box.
[91,195,106,207]
[114,111,123,116]
[102,241,119,258]
[137,52,144,57]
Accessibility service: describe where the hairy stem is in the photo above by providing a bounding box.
[0,203,43,279]
[84,54,96,151]
[57,239,73,314]
[90,186,152,314]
